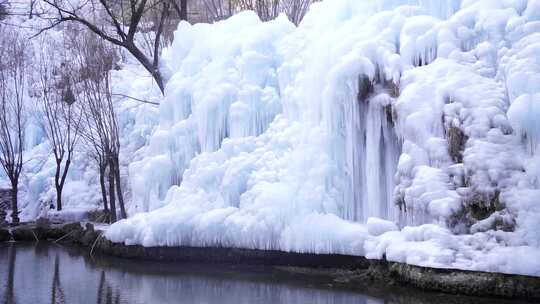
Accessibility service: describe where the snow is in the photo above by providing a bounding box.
[2,0,540,277]
[367,217,399,236]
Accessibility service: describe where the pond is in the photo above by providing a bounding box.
[0,242,533,304]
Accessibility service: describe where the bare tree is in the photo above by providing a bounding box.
[77,94,110,220]
[279,0,312,25]
[200,0,233,21]
[0,28,27,225]
[171,0,188,21]
[77,34,126,222]
[200,0,315,24]
[77,108,110,219]
[37,0,185,94]
[0,1,8,21]
[35,37,83,211]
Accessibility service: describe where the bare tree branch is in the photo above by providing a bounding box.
[37,0,176,94]
[111,93,159,105]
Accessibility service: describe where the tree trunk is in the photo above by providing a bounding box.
[180,0,188,21]
[124,42,165,94]
[55,185,62,212]
[57,157,71,212]
[54,159,63,211]
[108,161,117,223]
[99,163,109,212]
[113,155,127,219]
[10,182,19,225]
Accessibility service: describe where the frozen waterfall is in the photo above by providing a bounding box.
[105,0,540,278]
[123,0,467,222]
[337,78,402,223]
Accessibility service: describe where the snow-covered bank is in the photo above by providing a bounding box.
[68,0,540,276]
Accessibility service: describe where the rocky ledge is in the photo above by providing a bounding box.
[1,222,539,300]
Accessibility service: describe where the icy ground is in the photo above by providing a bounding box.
[5,0,540,276]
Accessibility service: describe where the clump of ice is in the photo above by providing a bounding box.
[508,94,540,154]
[367,217,399,236]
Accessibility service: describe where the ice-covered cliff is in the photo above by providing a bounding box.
[101,0,539,275]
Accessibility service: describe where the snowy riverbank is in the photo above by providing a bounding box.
[2,222,540,300]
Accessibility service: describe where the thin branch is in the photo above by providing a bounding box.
[111,93,159,105]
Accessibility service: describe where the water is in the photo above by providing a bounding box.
[0,242,533,304]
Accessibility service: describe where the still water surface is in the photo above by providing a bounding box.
[0,242,534,304]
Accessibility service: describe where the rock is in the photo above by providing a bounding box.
[95,237,114,252]
[467,190,503,221]
[61,222,83,234]
[446,125,468,163]
[367,260,540,300]
[80,227,100,247]
[11,225,39,241]
[35,217,50,228]
[0,228,10,242]
[57,222,84,242]
[88,209,110,223]
[44,226,64,240]
[85,222,95,232]
[357,74,374,101]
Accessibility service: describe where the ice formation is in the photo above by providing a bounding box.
[3,0,540,276]
[103,0,540,276]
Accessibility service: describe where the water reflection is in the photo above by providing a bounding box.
[0,243,533,304]
[96,271,120,304]
[3,244,15,304]
[51,255,65,304]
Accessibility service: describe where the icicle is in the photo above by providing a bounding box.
[339,74,402,223]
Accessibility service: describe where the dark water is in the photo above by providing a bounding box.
[0,242,534,304]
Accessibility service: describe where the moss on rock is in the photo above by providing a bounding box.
[447,126,468,163]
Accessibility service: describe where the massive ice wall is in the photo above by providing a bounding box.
[127,13,294,213]
[107,0,540,275]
